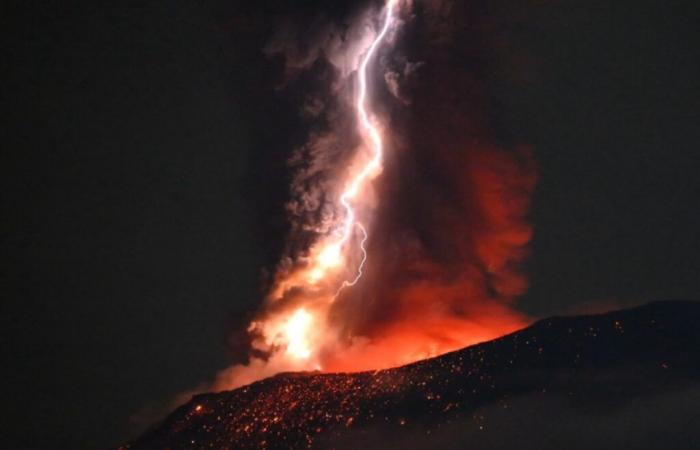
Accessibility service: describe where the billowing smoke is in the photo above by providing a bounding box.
[212,0,537,390]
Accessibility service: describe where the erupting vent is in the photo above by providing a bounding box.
[209,0,537,391]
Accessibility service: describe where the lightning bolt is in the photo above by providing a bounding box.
[334,223,368,298]
[275,0,400,362]
[331,0,398,298]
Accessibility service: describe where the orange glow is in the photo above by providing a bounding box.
[317,244,342,269]
[283,308,313,360]
[251,0,401,367]
[301,0,397,293]
[209,0,538,393]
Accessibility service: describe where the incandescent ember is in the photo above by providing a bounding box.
[123,301,700,450]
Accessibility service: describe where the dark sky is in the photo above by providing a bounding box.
[2,0,699,448]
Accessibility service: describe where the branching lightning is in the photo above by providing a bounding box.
[323,0,398,295]
[202,0,536,392]
[208,0,536,388]
[260,0,401,363]
[334,223,368,298]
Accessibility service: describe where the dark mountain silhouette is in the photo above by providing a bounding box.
[122,301,700,449]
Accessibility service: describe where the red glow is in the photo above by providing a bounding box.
[248,0,402,370]
[210,0,537,392]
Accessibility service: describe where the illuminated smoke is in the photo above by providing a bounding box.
[210,0,537,391]
[255,0,400,363]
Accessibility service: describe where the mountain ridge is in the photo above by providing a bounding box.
[123,300,700,449]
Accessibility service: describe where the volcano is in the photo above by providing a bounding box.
[122,301,700,450]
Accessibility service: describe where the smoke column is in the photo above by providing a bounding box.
[211,0,537,390]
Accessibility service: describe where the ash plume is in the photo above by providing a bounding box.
[211,0,537,390]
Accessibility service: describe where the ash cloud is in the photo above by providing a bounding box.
[323,0,537,368]
[258,3,377,267]
[213,0,538,384]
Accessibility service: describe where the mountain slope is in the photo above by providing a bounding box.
[123,301,700,449]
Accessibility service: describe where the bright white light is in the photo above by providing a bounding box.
[283,308,313,359]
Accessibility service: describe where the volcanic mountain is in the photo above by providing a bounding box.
[123,301,700,450]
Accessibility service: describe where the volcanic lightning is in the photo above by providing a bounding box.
[335,0,398,289]
[261,0,401,364]
[208,0,537,392]
[307,0,398,291]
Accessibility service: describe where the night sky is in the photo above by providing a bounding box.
[3,0,699,448]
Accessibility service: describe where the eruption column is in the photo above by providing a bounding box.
[331,0,398,295]
[211,0,534,389]
[269,0,400,363]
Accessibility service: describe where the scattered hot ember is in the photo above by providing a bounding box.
[122,301,700,449]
